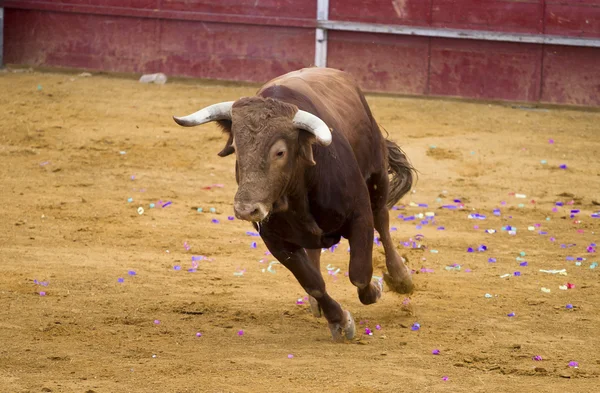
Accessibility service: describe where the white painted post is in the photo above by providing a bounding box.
[314,0,329,67]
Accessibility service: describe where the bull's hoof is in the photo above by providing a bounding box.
[308,295,322,318]
[383,272,415,294]
[328,310,356,342]
[357,279,383,305]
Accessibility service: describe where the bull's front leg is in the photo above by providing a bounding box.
[345,211,383,305]
[261,236,356,342]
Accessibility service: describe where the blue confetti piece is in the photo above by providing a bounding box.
[411,323,421,331]
[251,242,257,249]
[437,226,445,230]
[488,257,497,263]
[228,216,235,220]
[507,312,515,317]
[173,265,181,271]
[117,277,124,283]
[128,270,136,276]
[211,219,219,224]
[467,247,474,253]
[520,261,528,266]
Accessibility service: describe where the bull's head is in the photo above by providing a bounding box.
[173,97,331,222]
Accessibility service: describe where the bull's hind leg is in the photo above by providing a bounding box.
[262,238,355,342]
[306,248,323,318]
[369,173,414,294]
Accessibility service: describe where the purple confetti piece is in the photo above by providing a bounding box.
[568,361,579,368]
[154,320,160,325]
[514,271,521,276]
[478,245,487,252]
[467,247,474,253]
[187,268,197,273]
[228,216,235,221]
[488,257,497,263]
[375,324,381,330]
[287,354,294,359]
[211,219,219,224]
[173,265,181,271]
[566,304,573,309]
[507,312,516,317]
[437,226,445,230]
[364,327,373,335]
[237,330,244,336]
[411,323,421,331]
[39,291,46,296]
[533,355,543,361]
[128,270,136,276]
[442,205,457,210]
[520,261,528,266]
[196,332,202,337]
[442,376,449,381]
[161,201,172,208]
[117,277,124,283]
[559,164,567,169]
[251,242,257,249]
[432,349,440,355]
[391,227,397,231]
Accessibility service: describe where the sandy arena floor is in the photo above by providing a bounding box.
[0,69,599,393]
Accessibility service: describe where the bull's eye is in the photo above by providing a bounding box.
[276,151,285,158]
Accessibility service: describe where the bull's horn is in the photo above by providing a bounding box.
[173,101,234,127]
[292,110,332,146]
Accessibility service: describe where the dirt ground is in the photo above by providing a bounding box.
[1,68,599,393]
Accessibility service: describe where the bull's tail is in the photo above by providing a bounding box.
[385,139,416,209]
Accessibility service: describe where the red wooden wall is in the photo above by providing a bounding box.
[3,0,600,106]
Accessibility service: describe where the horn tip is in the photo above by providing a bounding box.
[173,116,189,127]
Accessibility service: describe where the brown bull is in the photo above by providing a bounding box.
[173,67,415,341]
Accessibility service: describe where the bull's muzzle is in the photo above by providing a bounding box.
[233,201,269,222]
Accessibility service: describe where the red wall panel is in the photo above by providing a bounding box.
[429,38,543,101]
[545,2,600,38]
[329,0,431,26]
[4,9,159,73]
[159,21,315,82]
[160,0,316,19]
[431,0,543,33]
[541,45,600,106]
[327,31,429,94]
[3,9,315,83]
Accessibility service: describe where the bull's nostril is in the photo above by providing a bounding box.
[250,208,260,217]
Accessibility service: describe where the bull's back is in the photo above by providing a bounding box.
[258,68,384,178]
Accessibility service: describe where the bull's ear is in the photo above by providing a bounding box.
[216,120,234,157]
[298,131,316,166]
